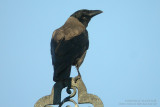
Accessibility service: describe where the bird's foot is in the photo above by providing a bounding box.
[74,75,81,83]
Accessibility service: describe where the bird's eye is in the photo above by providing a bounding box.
[82,16,86,20]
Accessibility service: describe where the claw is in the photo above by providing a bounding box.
[74,67,81,83]
[74,75,81,83]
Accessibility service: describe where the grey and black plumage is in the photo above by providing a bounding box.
[51,9,102,82]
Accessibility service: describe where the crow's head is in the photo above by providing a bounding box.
[71,9,103,27]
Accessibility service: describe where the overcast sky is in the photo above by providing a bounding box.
[0,0,160,107]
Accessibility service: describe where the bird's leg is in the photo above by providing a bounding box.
[77,67,81,77]
[74,67,81,83]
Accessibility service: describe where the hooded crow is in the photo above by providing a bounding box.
[51,9,102,82]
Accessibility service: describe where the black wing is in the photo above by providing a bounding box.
[51,29,88,81]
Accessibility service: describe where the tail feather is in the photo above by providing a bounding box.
[53,65,71,82]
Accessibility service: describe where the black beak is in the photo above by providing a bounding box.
[89,10,103,17]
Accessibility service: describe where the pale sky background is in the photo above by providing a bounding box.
[0,0,160,107]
